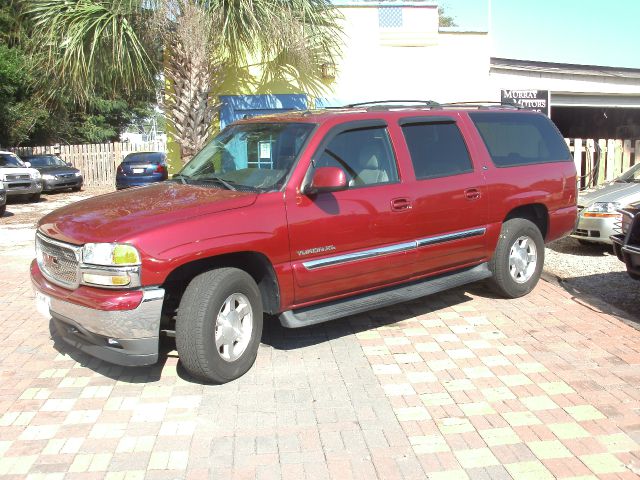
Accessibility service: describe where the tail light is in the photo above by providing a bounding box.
[116,165,124,174]
[154,164,165,174]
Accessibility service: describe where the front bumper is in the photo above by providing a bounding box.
[42,177,83,192]
[611,234,640,278]
[3,180,42,197]
[570,214,618,244]
[31,261,164,366]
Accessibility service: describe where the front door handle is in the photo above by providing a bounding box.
[391,197,412,211]
[465,188,481,201]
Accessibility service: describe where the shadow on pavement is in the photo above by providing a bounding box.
[551,272,640,328]
[547,237,613,257]
[261,285,477,351]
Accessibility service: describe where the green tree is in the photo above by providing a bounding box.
[438,7,457,28]
[22,0,342,162]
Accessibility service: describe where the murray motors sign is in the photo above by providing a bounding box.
[501,90,550,115]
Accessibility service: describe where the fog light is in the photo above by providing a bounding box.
[82,273,131,286]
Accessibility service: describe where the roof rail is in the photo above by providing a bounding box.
[343,100,441,109]
[439,101,523,109]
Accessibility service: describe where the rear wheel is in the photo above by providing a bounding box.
[176,268,263,383]
[488,218,545,298]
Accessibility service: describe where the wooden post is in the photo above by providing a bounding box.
[606,139,616,182]
[597,139,607,185]
[614,139,623,177]
[623,140,632,172]
[573,138,582,189]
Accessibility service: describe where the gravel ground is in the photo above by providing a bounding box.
[545,236,640,325]
[2,188,638,324]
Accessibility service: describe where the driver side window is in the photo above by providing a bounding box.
[316,127,398,188]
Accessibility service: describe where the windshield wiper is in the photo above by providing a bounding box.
[195,176,237,191]
[172,174,188,185]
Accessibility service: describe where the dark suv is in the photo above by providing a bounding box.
[611,202,640,280]
[32,102,577,383]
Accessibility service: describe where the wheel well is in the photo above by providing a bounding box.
[504,204,548,239]
[160,252,281,321]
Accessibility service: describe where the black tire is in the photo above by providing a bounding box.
[0,205,5,217]
[488,218,545,298]
[628,271,640,281]
[72,186,82,192]
[175,268,263,383]
[30,193,40,202]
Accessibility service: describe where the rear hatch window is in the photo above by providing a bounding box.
[469,112,571,167]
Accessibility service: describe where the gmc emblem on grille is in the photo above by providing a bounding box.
[42,252,59,268]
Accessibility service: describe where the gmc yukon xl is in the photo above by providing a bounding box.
[31,103,577,383]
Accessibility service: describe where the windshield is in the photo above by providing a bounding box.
[25,155,66,167]
[177,122,315,191]
[0,153,25,168]
[616,163,640,183]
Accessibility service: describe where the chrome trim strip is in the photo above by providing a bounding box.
[622,244,640,254]
[303,241,416,270]
[302,227,486,270]
[417,228,486,247]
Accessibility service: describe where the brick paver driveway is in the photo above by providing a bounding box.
[1,204,639,478]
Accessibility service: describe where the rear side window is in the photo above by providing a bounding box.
[401,122,473,179]
[470,112,571,167]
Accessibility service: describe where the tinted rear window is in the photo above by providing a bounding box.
[469,112,570,167]
[124,153,164,163]
[401,122,473,179]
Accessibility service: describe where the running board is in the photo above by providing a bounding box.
[279,263,492,328]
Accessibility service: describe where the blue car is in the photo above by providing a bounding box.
[115,152,168,190]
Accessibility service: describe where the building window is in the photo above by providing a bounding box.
[378,7,403,28]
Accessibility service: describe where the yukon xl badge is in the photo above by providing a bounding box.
[297,245,336,257]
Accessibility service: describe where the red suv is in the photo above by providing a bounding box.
[31,102,577,383]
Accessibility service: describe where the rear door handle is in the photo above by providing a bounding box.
[391,197,412,211]
[465,188,481,201]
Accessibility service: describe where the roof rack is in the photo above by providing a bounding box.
[343,100,441,109]
[438,101,523,110]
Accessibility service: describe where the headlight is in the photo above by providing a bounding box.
[82,243,141,266]
[583,202,622,217]
[42,174,55,180]
[74,172,82,177]
[31,170,41,180]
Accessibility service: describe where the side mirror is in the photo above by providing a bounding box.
[66,161,72,167]
[24,161,31,168]
[304,167,347,195]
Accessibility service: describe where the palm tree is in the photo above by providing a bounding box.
[22,0,341,163]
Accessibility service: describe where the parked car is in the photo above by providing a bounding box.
[22,154,83,193]
[31,102,577,383]
[0,181,6,216]
[115,152,168,189]
[611,201,640,280]
[571,162,640,245]
[0,151,43,202]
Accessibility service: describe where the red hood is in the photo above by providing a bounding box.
[38,183,258,244]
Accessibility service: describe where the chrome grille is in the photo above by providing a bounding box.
[6,174,30,181]
[36,233,81,288]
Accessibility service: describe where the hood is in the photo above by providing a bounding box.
[38,182,258,244]
[0,167,37,177]
[36,166,80,175]
[578,181,640,207]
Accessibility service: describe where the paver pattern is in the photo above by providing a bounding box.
[1,202,640,478]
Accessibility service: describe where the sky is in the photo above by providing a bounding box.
[440,0,640,69]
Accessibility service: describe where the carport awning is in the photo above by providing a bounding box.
[552,93,640,108]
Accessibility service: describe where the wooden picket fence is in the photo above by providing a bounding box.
[8,138,638,190]
[567,138,640,190]
[11,141,167,187]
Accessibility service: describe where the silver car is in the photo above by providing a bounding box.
[572,163,640,244]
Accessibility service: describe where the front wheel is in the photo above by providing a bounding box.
[488,218,545,298]
[176,268,263,383]
[30,193,40,202]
